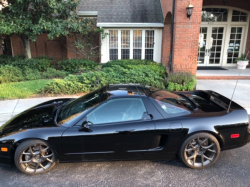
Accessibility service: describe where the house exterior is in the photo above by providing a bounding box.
[3,0,250,75]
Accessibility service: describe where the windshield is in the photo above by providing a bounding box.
[57,87,110,125]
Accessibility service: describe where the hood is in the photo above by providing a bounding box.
[0,98,72,138]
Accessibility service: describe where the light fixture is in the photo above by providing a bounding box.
[223,0,227,4]
[186,3,194,19]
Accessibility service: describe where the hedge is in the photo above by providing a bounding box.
[58,59,99,73]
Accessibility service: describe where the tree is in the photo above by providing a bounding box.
[0,0,103,58]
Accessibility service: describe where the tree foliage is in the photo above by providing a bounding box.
[0,0,103,58]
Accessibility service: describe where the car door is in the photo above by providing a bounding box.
[144,91,193,159]
[61,97,155,161]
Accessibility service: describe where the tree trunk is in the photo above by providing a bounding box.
[20,35,32,59]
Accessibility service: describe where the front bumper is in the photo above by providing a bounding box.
[0,141,14,166]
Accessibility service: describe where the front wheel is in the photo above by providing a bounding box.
[14,140,57,175]
[179,132,220,169]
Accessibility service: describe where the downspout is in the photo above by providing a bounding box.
[169,0,176,72]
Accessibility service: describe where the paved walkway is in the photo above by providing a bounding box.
[0,80,250,126]
[197,67,250,77]
[0,96,78,126]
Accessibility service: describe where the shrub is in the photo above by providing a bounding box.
[58,59,98,73]
[40,66,165,94]
[0,65,24,83]
[166,72,195,85]
[40,79,86,94]
[0,55,25,65]
[166,72,197,91]
[103,66,165,88]
[0,56,52,71]
[102,59,166,78]
[42,68,69,79]
[23,67,42,80]
[77,71,109,91]
[11,57,52,71]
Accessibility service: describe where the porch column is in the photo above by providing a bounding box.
[172,0,203,75]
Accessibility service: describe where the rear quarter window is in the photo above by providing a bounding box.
[149,90,192,118]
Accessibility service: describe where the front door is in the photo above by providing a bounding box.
[198,26,226,66]
[61,97,155,161]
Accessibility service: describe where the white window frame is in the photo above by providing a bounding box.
[101,28,162,63]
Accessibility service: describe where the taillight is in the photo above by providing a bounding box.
[231,134,240,138]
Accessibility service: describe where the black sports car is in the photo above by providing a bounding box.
[0,84,249,175]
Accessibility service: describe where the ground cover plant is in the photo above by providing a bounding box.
[0,79,52,99]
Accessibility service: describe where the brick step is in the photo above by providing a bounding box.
[197,76,250,80]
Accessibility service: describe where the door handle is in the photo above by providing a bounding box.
[116,129,135,134]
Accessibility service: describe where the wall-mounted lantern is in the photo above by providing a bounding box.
[186,3,194,19]
[223,0,227,4]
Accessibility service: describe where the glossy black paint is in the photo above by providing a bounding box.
[0,85,249,166]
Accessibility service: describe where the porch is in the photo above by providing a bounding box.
[196,67,250,79]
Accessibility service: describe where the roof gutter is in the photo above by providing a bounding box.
[169,0,175,72]
[96,23,164,28]
[77,11,98,17]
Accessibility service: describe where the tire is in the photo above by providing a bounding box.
[178,132,220,169]
[14,139,57,175]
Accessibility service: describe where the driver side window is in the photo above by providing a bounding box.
[87,98,146,125]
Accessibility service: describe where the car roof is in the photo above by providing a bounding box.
[106,84,150,97]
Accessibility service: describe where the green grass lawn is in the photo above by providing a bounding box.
[0,79,52,100]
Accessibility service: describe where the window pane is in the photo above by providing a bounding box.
[202,8,228,22]
[149,90,192,118]
[145,30,154,60]
[109,49,118,60]
[58,88,109,125]
[121,49,130,59]
[121,30,130,59]
[145,30,154,48]
[109,30,118,60]
[133,30,142,59]
[87,98,146,124]
[227,27,244,64]
[133,49,141,59]
[109,30,118,48]
[232,10,248,22]
[145,49,154,60]
[133,30,142,48]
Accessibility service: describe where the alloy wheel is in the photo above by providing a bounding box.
[184,137,217,167]
[17,142,56,174]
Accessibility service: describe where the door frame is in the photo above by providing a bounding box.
[199,6,250,67]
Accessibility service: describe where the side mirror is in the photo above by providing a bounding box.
[79,119,93,132]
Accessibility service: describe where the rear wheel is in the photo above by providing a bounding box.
[179,133,220,169]
[14,140,57,175]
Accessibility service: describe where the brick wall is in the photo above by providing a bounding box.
[66,33,100,62]
[161,0,173,72]
[161,0,203,75]
[11,34,67,64]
